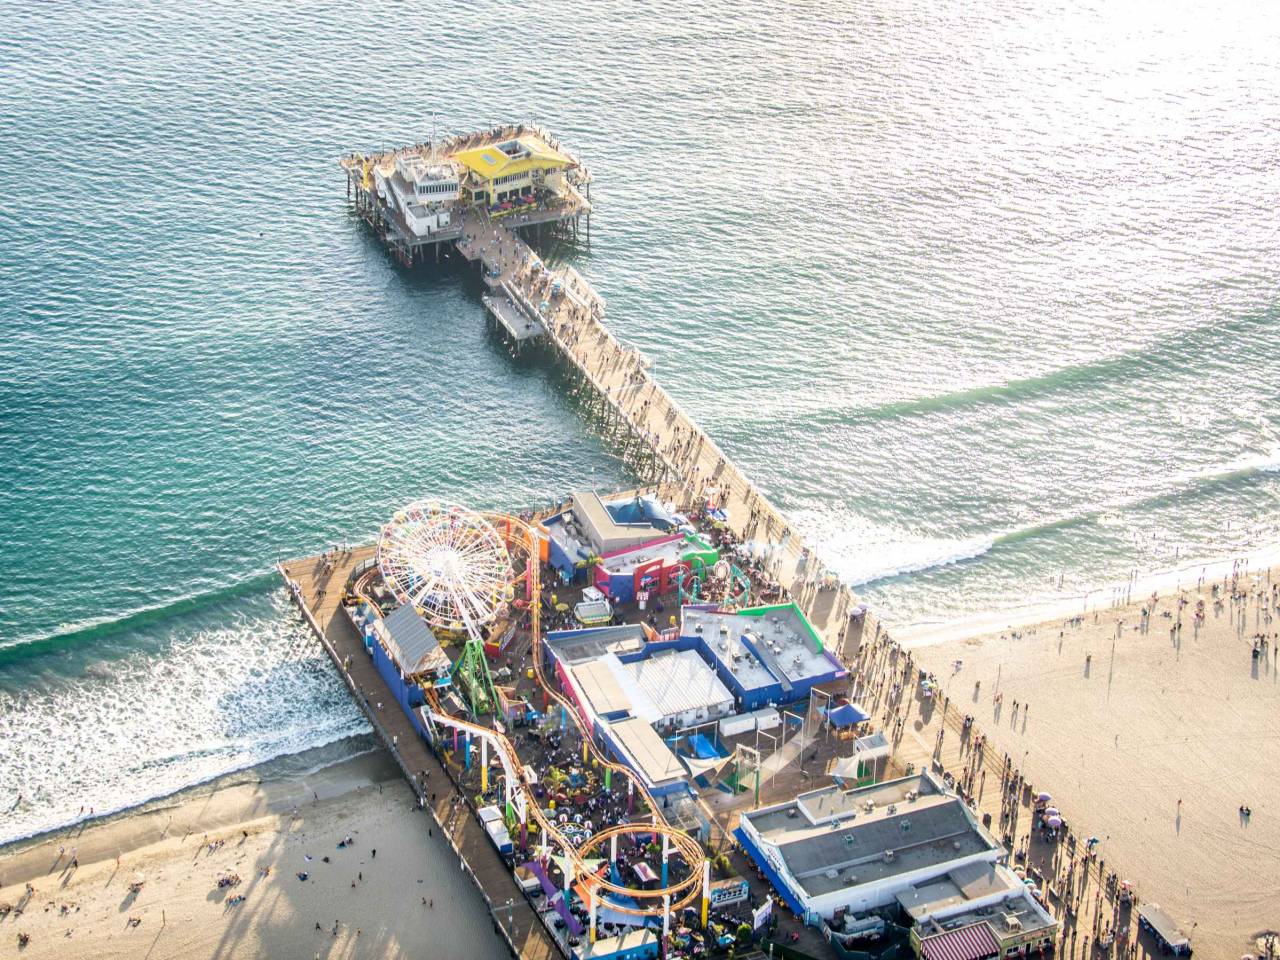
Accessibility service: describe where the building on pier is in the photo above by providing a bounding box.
[451,133,575,205]
[341,126,590,265]
[734,772,1002,920]
[375,153,462,238]
[676,602,847,710]
[543,491,679,571]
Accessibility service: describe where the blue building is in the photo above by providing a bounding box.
[677,603,847,711]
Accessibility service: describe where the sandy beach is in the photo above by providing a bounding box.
[0,750,506,960]
[907,565,1280,957]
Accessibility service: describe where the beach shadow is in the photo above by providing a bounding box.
[1175,812,1181,834]
[1251,657,1260,681]
[1021,714,1028,735]
[918,698,936,726]
[1083,660,1091,679]
[140,927,166,960]
[118,888,140,912]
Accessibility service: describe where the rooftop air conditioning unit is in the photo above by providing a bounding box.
[1003,915,1022,932]
[864,800,875,813]
[886,804,897,815]
[825,869,839,880]
[953,840,962,850]
[883,850,895,863]
[906,790,919,802]
[900,820,911,832]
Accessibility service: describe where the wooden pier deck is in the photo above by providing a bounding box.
[483,290,545,341]
[278,548,559,960]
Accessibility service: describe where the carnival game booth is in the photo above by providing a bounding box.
[592,533,719,605]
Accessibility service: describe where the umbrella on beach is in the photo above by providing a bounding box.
[1044,807,1060,817]
[1047,816,1063,828]
[1038,792,1052,802]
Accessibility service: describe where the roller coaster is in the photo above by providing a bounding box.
[365,502,709,933]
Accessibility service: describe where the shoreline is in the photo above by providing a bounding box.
[892,539,1280,648]
[0,741,508,960]
[12,539,1278,855]
[0,733,378,864]
[904,569,1280,956]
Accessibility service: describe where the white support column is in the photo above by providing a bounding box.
[662,893,671,940]
[589,893,598,943]
[661,832,670,887]
[610,834,617,864]
[701,858,711,927]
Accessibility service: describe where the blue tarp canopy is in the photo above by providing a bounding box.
[687,733,722,759]
[827,703,870,727]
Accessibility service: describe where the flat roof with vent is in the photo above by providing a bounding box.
[739,771,1000,897]
[682,603,840,692]
[915,884,1058,950]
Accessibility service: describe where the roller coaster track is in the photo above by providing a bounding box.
[361,512,707,918]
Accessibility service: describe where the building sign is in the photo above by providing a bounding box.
[752,898,772,930]
[637,589,650,610]
[709,877,749,907]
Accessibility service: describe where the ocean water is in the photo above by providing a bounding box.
[2,0,1279,842]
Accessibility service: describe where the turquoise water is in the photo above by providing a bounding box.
[2,0,1279,841]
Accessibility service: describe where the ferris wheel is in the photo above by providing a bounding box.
[377,500,514,633]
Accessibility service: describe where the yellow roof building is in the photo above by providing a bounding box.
[449,135,574,184]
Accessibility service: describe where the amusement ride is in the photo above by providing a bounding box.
[374,500,708,935]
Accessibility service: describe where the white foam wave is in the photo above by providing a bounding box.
[0,592,369,846]
[1173,448,1280,484]
[789,507,996,586]
[894,540,1280,649]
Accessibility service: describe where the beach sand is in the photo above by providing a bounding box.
[908,568,1280,957]
[0,750,506,959]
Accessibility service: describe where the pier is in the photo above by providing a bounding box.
[271,129,1158,960]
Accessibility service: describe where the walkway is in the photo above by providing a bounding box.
[279,548,560,960]
[455,212,867,660]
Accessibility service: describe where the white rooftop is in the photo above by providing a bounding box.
[600,534,687,575]
[621,649,734,723]
[607,717,685,788]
